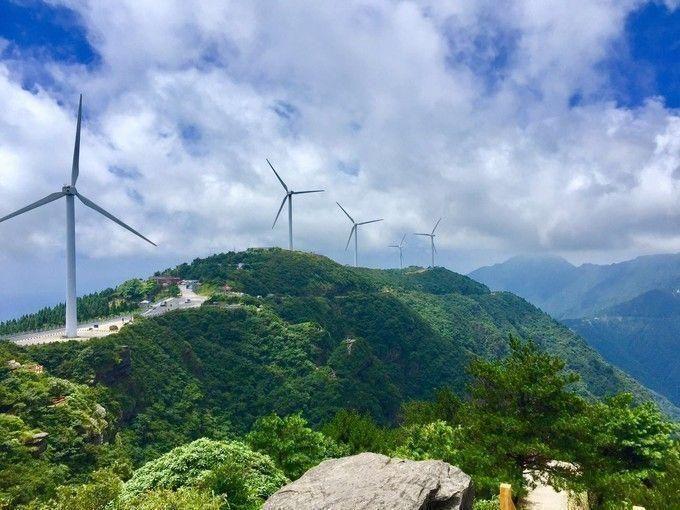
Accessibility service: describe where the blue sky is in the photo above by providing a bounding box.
[2,1,677,107]
[0,0,679,321]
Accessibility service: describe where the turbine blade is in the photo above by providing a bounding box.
[431,217,442,235]
[266,159,288,191]
[76,192,156,246]
[272,194,288,228]
[358,218,383,225]
[336,202,354,223]
[414,233,431,236]
[433,242,438,254]
[0,192,66,223]
[292,189,325,194]
[345,225,356,251]
[400,233,407,246]
[71,94,82,186]
[388,244,399,248]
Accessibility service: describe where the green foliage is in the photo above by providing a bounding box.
[115,487,222,510]
[246,413,347,480]
[27,469,123,510]
[392,420,461,463]
[472,497,500,510]
[0,345,115,507]
[578,394,676,508]
[386,338,678,507]
[120,438,287,508]
[3,249,678,509]
[322,410,396,454]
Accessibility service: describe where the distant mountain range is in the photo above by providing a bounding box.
[469,253,680,319]
[470,254,680,407]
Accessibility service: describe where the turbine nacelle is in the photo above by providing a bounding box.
[62,185,77,195]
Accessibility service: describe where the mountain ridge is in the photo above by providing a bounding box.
[6,248,675,423]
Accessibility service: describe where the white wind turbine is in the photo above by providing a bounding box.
[0,95,156,338]
[267,159,324,250]
[414,218,441,268]
[389,234,407,269]
[337,202,383,267]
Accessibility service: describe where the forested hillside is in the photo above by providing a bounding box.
[470,253,680,408]
[565,289,680,406]
[1,249,678,509]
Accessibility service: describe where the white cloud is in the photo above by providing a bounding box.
[0,0,679,313]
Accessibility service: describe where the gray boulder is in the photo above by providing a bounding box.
[264,452,473,510]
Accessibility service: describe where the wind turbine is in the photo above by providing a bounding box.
[267,159,324,250]
[389,234,407,269]
[0,95,156,338]
[337,202,383,267]
[414,218,441,268]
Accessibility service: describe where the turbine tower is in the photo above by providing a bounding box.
[337,202,383,267]
[267,159,324,250]
[389,234,407,269]
[0,95,156,338]
[414,218,441,268]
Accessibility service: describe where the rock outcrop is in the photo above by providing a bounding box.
[264,452,473,510]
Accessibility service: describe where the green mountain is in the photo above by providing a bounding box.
[565,289,680,406]
[8,249,675,446]
[2,248,679,508]
[469,253,680,319]
[470,254,680,407]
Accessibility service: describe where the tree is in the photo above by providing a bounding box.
[246,413,347,480]
[119,438,287,509]
[392,420,460,463]
[116,487,222,510]
[28,469,123,510]
[322,410,395,455]
[457,336,586,495]
[578,394,676,508]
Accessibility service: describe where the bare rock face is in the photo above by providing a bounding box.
[264,452,473,510]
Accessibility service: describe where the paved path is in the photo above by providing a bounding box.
[521,466,586,510]
[6,284,206,346]
[522,480,569,510]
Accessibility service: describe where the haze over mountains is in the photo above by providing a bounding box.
[470,253,680,406]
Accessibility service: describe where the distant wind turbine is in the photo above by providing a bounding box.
[267,159,324,250]
[337,202,383,267]
[0,95,156,338]
[389,234,407,269]
[414,218,441,268]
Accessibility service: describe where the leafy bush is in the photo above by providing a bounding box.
[246,413,347,480]
[120,438,287,508]
[115,487,222,510]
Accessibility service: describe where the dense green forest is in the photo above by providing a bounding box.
[565,289,680,406]
[0,278,167,335]
[1,249,678,509]
[471,254,680,410]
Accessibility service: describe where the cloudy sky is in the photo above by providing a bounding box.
[0,0,679,320]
